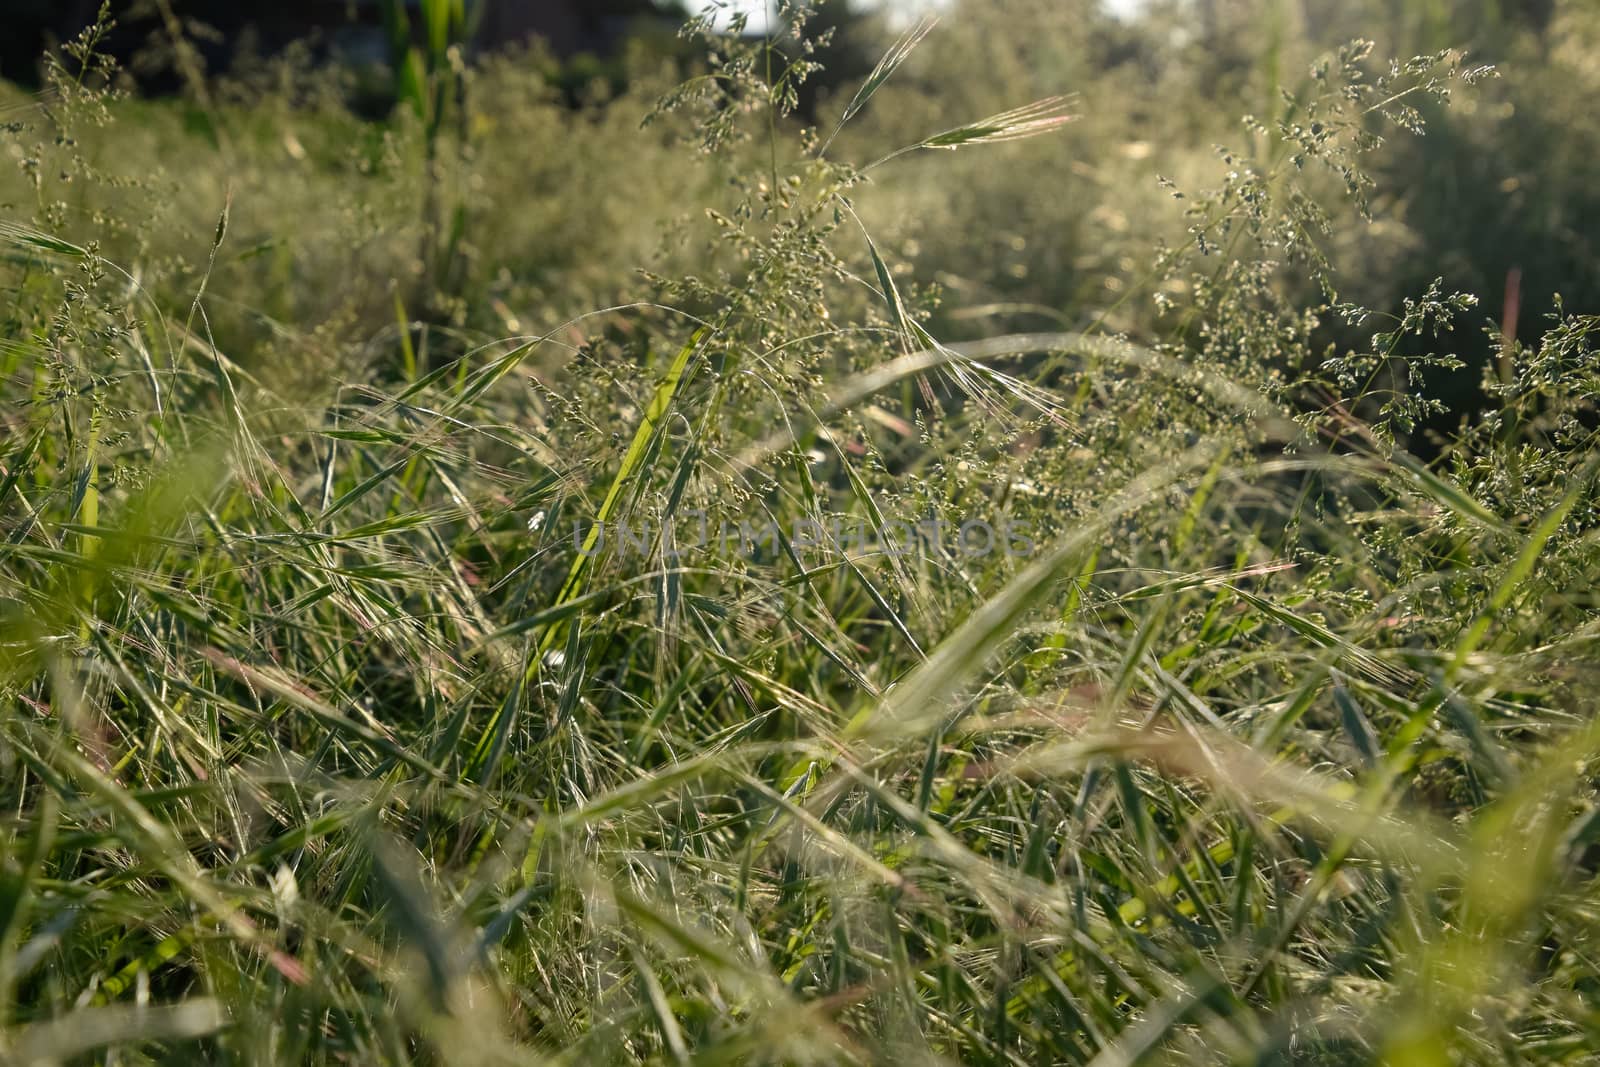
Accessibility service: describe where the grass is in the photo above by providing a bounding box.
[3,2,1600,1064]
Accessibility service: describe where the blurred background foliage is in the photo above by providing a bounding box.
[1,0,1596,433]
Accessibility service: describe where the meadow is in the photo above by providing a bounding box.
[3,1,1600,1062]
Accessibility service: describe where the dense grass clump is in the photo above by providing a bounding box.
[4,3,1600,1063]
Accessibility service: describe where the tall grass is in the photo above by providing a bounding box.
[2,4,1600,1064]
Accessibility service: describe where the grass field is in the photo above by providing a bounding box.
[4,2,1600,1063]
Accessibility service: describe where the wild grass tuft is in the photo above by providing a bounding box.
[3,3,1600,1065]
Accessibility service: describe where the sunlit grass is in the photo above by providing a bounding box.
[2,4,1600,1065]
